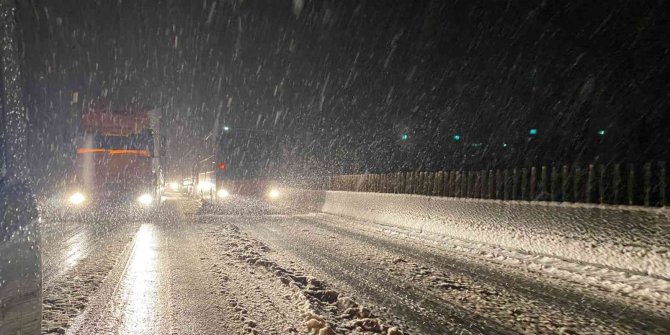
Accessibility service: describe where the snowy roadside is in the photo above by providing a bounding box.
[201,217,408,335]
[220,213,670,334]
[41,230,135,334]
[37,195,669,334]
[313,191,670,279]
[312,213,670,310]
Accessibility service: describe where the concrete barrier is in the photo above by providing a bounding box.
[279,188,670,279]
[273,187,327,213]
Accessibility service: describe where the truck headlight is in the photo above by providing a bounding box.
[268,189,280,199]
[137,193,154,206]
[68,192,86,205]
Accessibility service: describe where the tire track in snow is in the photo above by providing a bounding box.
[239,217,516,335]
[304,215,670,333]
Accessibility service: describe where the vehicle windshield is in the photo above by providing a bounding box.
[81,131,154,153]
[2,1,669,335]
[217,131,280,179]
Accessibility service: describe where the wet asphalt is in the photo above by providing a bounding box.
[38,194,670,335]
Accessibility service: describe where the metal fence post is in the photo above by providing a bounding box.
[512,168,519,200]
[449,171,456,197]
[387,173,393,193]
[428,172,436,195]
[530,167,537,201]
[461,171,467,197]
[488,170,495,199]
[613,164,621,204]
[521,168,528,201]
[643,162,652,207]
[627,164,635,206]
[403,172,410,194]
[598,165,606,204]
[454,171,461,197]
[394,172,400,193]
[419,173,424,195]
[422,172,427,195]
[411,172,418,194]
[436,171,445,196]
[464,171,470,198]
[405,173,411,194]
[495,170,500,200]
[504,169,511,200]
[506,170,508,200]
[659,162,667,207]
[586,164,595,203]
[550,166,559,202]
[573,167,582,203]
[561,165,570,202]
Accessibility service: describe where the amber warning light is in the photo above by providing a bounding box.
[76,148,151,157]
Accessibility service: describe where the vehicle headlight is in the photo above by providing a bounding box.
[137,193,154,206]
[68,192,86,205]
[169,182,180,191]
[217,189,230,198]
[268,189,280,199]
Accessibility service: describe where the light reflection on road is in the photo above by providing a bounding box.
[118,224,158,335]
[64,231,84,269]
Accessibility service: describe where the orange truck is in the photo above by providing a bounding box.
[65,102,164,208]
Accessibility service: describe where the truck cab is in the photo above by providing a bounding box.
[65,105,163,209]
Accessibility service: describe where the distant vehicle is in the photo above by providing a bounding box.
[181,176,194,195]
[194,129,282,200]
[65,101,165,209]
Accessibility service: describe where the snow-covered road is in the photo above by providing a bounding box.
[40,195,670,334]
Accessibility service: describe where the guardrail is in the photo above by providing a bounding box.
[292,162,668,208]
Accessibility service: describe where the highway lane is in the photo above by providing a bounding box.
[38,196,670,334]
[40,214,138,288]
[227,213,670,334]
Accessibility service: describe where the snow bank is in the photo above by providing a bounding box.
[283,190,669,279]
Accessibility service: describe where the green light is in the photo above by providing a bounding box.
[401,133,409,141]
[597,129,606,136]
[502,143,508,148]
[529,128,538,136]
[452,134,461,141]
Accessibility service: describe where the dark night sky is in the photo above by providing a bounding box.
[15,0,670,183]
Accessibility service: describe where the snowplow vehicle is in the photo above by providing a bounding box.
[64,102,164,210]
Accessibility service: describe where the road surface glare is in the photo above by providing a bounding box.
[40,195,670,334]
